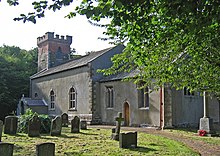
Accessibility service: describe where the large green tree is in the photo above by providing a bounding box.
[6,0,220,95]
[0,45,37,120]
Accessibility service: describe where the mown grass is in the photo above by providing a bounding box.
[164,128,220,145]
[2,127,199,156]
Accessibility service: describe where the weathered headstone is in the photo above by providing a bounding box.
[80,120,87,130]
[0,120,3,142]
[50,116,62,136]
[4,116,18,135]
[28,115,40,137]
[0,142,14,156]
[36,142,55,156]
[61,113,68,127]
[71,116,80,133]
[119,132,137,148]
[111,112,124,141]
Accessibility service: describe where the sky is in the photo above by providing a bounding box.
[0,1,111,55]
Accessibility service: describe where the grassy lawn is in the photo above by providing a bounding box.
[2,127,199,156]
[164,128,220,146]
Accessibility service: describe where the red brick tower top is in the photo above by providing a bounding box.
[37,32,72,71]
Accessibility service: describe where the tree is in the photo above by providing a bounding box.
[5,0,220,95]
[0,45,37,120]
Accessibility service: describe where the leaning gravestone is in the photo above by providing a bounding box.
[4,116,18,135]
[80,120,87,130]
[50,116,62,136]
[36,142,55,156]
[0,120,3,142]
[61,113,68,127]
[28,115,41,137]
[71,116,80,133]
[111,112,124,141]
[0,142,14,156]
[119,132,137,148]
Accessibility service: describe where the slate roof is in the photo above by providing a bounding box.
[100,70,139,82]
[31,46,115,79]
[22,98,48,107]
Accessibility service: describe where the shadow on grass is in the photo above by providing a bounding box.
[149,143,163,146]
[78,131,98,136]
[4,133,27,137]
[128,146,158,153]
[166,128,198,133]
[39,134,79,139]
[59,134,79,138]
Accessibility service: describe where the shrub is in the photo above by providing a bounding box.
[18,108,51,134]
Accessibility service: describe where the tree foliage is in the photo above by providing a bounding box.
[18,108,51,133]
[5,0,220,95]
[0,45,37,121]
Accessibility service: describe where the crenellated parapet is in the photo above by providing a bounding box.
[37,32,72,45]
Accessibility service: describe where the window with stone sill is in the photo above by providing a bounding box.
[184,87,195,96]
[69,87,77,110]
[50,90,55,110]
[137,83,150,109]
[105,86,114,108]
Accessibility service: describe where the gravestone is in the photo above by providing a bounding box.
[80,120,87,130]
[28,115,41,137]
[0,142,14,156]
[36,142,55,156]
[119,132,137,148]
[61,113,68,127]
[71,116,80,133]
[4,116,18,135]
[111,112,124,141]
[0,120,3,142]
[50,116,62,136]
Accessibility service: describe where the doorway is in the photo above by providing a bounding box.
[124,102,130,126]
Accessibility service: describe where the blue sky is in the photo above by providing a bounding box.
[0,1,111,55]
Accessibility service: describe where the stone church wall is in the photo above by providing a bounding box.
[31,66,92,120]
[171,88,203,128]
[99,81,160,127]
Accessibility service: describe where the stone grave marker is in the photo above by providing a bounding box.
[61,113,68,127]
[0,120,3,142]
[4,116,18,135]
[111,112,124,141]
[36,142,55,156]
[0,142,14,156]
[80,120,87,130]
[71,116,80,133]
[50,116,62,136]
[28,115,41,137]
[119,132,137,148]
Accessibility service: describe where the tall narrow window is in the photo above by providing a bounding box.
[106,86,114,108]
[50,90,55,109]
[138,85,150,108]
[69,87,76,110]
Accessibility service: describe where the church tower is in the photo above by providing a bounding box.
[37,32,72,71]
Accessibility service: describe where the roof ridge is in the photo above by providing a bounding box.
[30,45,120,79]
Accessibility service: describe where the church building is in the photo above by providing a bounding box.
[18,32,220,129]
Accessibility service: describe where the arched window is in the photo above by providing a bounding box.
[137,83,149,108]
[69,87,76,110]
[50,90,55,109]
[106,86,114,108]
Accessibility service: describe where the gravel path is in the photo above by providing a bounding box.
[89,125,220,156]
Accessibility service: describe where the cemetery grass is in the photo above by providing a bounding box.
[164,129,220,146]
[2,127,199,156]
